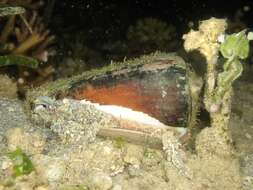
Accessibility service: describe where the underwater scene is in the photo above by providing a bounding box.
[0,0,253,189]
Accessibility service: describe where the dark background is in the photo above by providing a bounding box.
[51,0,253,42]
[41,0,253,78]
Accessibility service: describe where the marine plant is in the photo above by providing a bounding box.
[183,17,252,156]
[215,30,250,106]
[0,6,39,68]
[0,1,55,86]
[7,148,34,177]
[0,1,54,62]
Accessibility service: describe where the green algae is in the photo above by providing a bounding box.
[7,148,34,178]
[0,55,39,68]
[0,6,25,17]
[113,137,126,149]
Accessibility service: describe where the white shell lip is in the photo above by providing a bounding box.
[80,99,187,136]
[80,99,167,128]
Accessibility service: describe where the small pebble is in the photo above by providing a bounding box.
[127,164,141,177]
[35,186,49,190]
[245,133,252,139]
[87,171,112,190]
[112,184,122,190]
[1,160,12,170]
[7,107,14,112]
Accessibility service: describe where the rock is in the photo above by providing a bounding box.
[122,171,169,190]
[195,126,233,158]
[0,156,13,178]
[8,172,46,190]
[162,131,193,179]
[14,182,33,190]
[31,97,115,145]
[5,127,46,155]
[0,75,17,98]
[33,154,66,183]
[0,98,30,152]
[111,184,122,190]
[0,98,28,128]
[127,164,141,177]
[35,186,49,190]
[123,144,144,166]
[141,148,163,169]
[86,171,113,190]
[1,158,12,170]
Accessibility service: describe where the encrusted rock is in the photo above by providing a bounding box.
[162,131,193,179]
[127,164,141,177]
[32,98,115,145]
[86,171,113,190]
[195,126,234,158]
[123,144,144,166]
[111,184,122,190]
[32,154,66,183]
[0,75,17,98]
[141,148,163,169]
[5,127,46,155]
[0,98,30,152]
[35,186,49,190]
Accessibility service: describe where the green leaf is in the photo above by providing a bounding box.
[0,55,39,68]
[0,6,25,17]
[220,31,249,59]
[7,148,34,177]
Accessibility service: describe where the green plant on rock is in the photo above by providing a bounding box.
[207,28,251,123]
[215,30,250,103]
[7,148,34,177]
[183,17,252,156]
